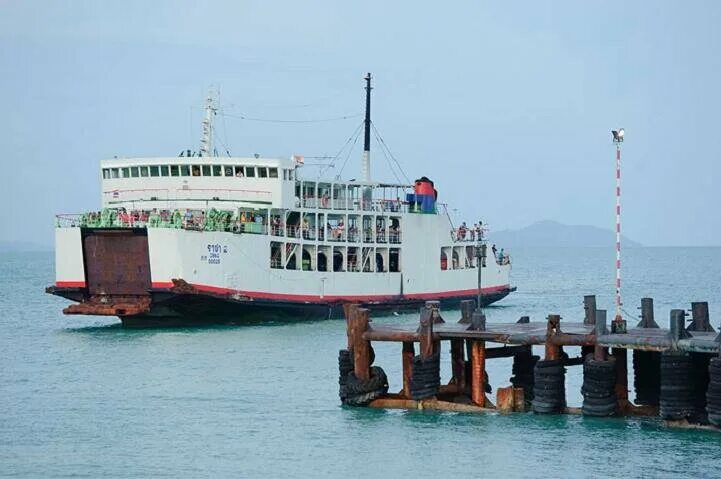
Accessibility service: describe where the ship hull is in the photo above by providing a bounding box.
[50,221,514,327]
[49,284,516,327]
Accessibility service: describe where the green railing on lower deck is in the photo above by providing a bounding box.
[55,208,266,234]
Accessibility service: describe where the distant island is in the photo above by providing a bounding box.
[488,220,642,248]
[0,241,52,253]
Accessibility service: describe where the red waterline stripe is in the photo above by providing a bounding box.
[56,281,86,288]
[151,281,510,302]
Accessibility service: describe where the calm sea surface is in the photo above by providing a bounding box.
[1,247,720,478]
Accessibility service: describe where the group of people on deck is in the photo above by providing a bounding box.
[455,221,485,241]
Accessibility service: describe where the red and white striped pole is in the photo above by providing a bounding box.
[615,144,622,321]
[612,128,624,322]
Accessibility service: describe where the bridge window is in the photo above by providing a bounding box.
[212,165,222,176]
[110,168,119,179]
[140,166,149,177]
[121,167,130,178]
[269,167,278,178]
[246,167,256,178]
[170,165,179,176]
[160,165,169,176]
[130,167,139,177]
[202,165,211,176]
[191,165,201,176]
[234,166,244,177]
[150,166,160,177]
[258,167,268,178]
[224,165,233,176]
[102,168,110,179]
[180,165,190,176]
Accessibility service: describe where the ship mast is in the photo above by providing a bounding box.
[362,73,372,182]
[199,92,217,157]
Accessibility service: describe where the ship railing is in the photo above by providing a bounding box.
[450,229,485,243]
[389,231,402,244]
[55,214,85,228]
[496,255,511,266]
[327,229,346,242]
[270,224,285,237]
[286,225,301,238]
[298,197,421,214]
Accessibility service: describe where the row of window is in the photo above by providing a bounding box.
[102,165,291,180]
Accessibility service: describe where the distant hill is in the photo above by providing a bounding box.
[0,241,52,252]
[489,220,642,248]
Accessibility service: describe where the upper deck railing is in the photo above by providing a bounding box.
[56,209,403,245]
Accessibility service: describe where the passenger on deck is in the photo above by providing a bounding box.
[457,222,467,241]
[497,248,504,264]
[492,244,497,259]
[302,218,310,239]
[470,224,477,241]
[336,219,345,240]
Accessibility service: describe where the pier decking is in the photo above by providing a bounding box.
[338,297,721,429]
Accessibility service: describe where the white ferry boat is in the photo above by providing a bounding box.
[47,75,514,326]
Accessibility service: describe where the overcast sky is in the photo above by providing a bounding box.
[1,1,719,246]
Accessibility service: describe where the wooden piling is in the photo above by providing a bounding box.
[594,309,608,361]
[637,297,659,328]
[450,339,466,389]
[612,346,629,405]
[544,314,561,360]
[402,342,415,398]
[583,295,597,325]
[344,303,360,350]
[348,307,371,381]
[582,295,597,358]
[689,302,714,332]
[418,305,435,359]
[459,299,474,324]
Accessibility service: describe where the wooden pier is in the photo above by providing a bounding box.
[338,297,721,429]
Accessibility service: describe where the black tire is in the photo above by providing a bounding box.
[344,366,389,398]
[583,405,617,417]
[536,359,565,368]
[583,396,617,407]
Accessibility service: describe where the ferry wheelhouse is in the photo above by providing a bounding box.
[47,76,514,326]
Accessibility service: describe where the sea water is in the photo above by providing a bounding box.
[1,247,720,478]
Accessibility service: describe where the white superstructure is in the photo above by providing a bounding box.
[49,79,513,326]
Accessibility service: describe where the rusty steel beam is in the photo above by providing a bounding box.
[363,329,421,342]
[470,340,486,406]
[63,295,151,316]
[368,397,496,414]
